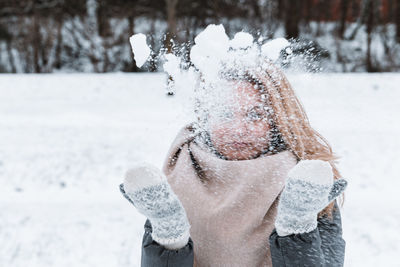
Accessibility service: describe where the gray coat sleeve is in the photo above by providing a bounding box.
[140,219,194,267]
[269,200,346,267]
[139,201,345,267]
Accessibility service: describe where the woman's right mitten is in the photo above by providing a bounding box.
[119,162,191,250]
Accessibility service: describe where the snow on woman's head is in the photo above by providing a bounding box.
[192,60,285,160]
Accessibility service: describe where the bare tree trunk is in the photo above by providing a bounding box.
[366,0,376,72]
[149,16,157,72]
[128,16,134,37]
[32,15,41,73]
[6,40,16,73]
[165,0,178,53]
[396,0,400,42]
[347,0,369,40]
[338,0,349,38]
[262,0,280,38]
[165,0,178,95]
[302,0,312,34]
[249,0,262,28]
[40,21,52,72]
[54,19,63,69]
[283,0,301,39]
[277,0,285,20]
[305,0,312,23]
[96,0,110,37]
[102,48,109,72]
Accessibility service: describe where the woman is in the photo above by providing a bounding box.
[120,61,348,267]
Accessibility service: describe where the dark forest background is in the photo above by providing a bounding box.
[1,0,400,73]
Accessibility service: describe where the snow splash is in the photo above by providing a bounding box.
[128,24,302,160]
[129,24,292,98]
[129,24,291,82]
[128,25,295,143]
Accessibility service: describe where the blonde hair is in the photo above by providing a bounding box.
[196,60,345,219]
[255,62,344,218]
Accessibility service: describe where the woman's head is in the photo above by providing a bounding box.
[206,80,272,160]
[195,61,344,217]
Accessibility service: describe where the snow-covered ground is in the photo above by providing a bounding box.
[0,73,399,266]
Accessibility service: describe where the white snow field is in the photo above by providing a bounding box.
[0,73,399,267]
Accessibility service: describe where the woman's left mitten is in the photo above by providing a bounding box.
[275,160,348,236]
[119,162,191,250]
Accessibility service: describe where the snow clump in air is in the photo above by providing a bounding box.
[129,33,151,68]
[129,24,290,79]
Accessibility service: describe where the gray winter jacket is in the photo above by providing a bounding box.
[138,199,345,267]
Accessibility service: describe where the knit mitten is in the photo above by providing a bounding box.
[275,160,348,236]
[119,162,191,250]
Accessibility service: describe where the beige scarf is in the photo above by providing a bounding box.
[162,123,298,267]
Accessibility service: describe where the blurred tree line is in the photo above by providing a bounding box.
[0,0,399,73]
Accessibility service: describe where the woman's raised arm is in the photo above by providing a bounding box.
[119,162,194,267]
[269,200,345,267]
[139,219,194,267]
[269,160,347,267]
